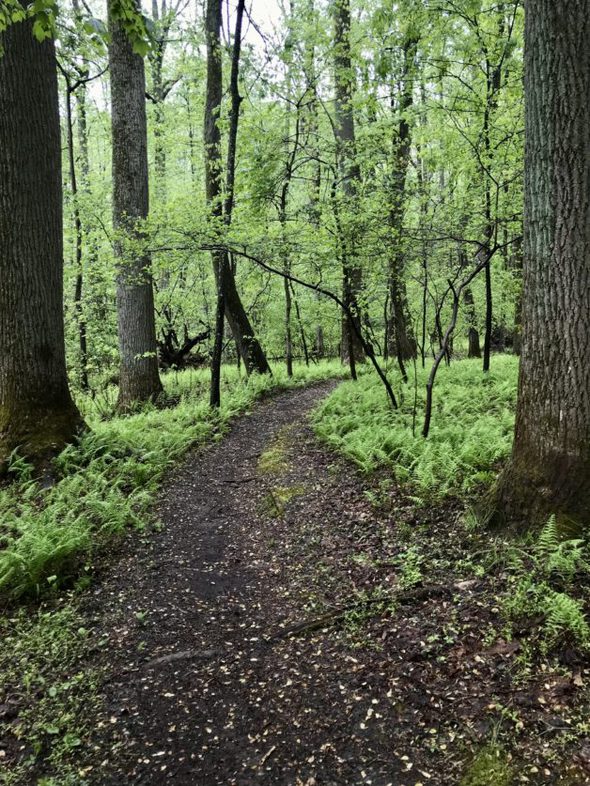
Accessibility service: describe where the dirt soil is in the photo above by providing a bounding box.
[31,382,590,785]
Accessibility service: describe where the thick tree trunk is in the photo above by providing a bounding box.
[0,20,82,466]
[204,0,270,377]
[492,0,590,531]
[333,0,365,366]
[108,0,163,409]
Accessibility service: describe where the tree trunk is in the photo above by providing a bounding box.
[512,234,524,355]
[63,76,89,392]
[492,0,590,531]
[203,0,270,377]
[0,20,82,467]
[387,34,418,371]
[108,0,163,410]
[150,53,167,205]
[333,0,365,366]
[464,287,481,358]
[303,0,325,355]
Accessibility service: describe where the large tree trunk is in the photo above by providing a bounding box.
[203,0,270,376]
[333,0,365,366]
[108,0,163,410]
[492,0,590,531]
[0,20,82,467]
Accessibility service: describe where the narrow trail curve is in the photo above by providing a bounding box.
[86,380,409,786]
[20,387,590,785]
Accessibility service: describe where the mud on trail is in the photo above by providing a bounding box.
[65,383,590,785]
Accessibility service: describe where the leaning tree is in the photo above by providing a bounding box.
[0,17,83,468]
[493,0,590,530]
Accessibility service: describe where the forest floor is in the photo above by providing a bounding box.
[5,381,590,786]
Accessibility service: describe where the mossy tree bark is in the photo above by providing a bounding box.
[0,19,83,467]
[108,0,163,410]
[493,0,590,530]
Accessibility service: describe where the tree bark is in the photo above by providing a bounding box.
[108,0,163,410]
[333,0,365,366]
[0,20,83,466]
[492,0,590,531]
[204,0,270,378]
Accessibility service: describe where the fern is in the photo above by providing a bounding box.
[545,591,590,645]
[535,515,589,582]
[536,515,560,558]
[313,356,518,498]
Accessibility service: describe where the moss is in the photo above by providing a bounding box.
[460,745,513,786]
[258,425,296,475]
[258,485,307,518]
[0,403,84,474]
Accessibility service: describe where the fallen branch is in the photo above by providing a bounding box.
[268,581,478,641]
[144,648,221,667]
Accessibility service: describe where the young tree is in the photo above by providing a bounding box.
[108,0,163,409]
[0,18,83,467]
[204,0,270,387]
[493,0,590,529]
[332,0,365,365]
[387,29,419,378]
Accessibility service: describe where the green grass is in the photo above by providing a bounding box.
[0,360,344,600]
[313,355,518,499]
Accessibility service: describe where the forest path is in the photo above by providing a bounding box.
[82,382,512,785]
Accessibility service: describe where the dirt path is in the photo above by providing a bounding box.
[79,382,590,786]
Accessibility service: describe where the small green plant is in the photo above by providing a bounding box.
[536,515,588,581]
[395,545,423,589]
[0,605,102,785]
[460,744,513,786]
[257,425,295,475]
[258,485,306,518]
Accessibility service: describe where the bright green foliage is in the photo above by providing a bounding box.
[0,0,58,41]
[313,356,518,498]
[0,361,344,599]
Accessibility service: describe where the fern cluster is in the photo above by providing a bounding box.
[503,518,590,648]
[313,356,518,499]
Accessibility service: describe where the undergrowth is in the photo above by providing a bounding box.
[0,602,100,786]
[501,516,590,650]
[0,361,343,600]
[313,355,518,499]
